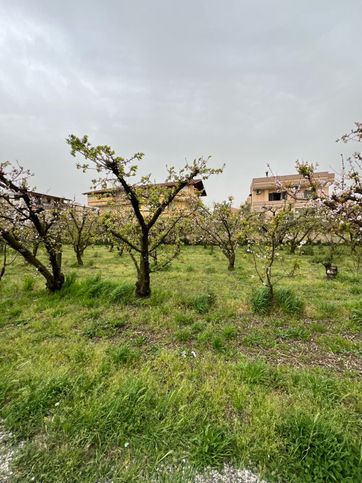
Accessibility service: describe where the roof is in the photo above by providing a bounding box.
[250,172,335,190]
[83,179,207,197]
[28,191,72,202]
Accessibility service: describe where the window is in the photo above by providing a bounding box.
[255,189,263,195]
[304,189,313,199]
[268,191,287,201]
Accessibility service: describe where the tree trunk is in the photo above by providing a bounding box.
[289,242,297,254]
[46,273,65,292]
[2,231,64,291]
[227,252,235,271]
[136,233,151,297]
[0,246,6,281]
[32,241,40,257]
[266,266,274,302]
[46,244,65,291]
[76,249,84,266]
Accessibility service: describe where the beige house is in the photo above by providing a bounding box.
[84,179,207,213]
[247,171,335,212]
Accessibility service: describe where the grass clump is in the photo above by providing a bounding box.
[190,423,237,467]
[251,287,304,315]
[83,318,127,338]
[250,287,272,315]
[106,344,140,365]
[276,411,361,482]
[190,292,216,314]
[351,302,362,325]
[59,274,135,305]
[22,276,35,292]
[276,288,304,315]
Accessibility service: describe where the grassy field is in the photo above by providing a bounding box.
[0,245,361,482]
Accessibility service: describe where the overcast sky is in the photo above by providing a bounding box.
[1,0,361,205]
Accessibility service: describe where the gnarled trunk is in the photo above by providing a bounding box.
[46,272,65,292]
[2,231,64,291]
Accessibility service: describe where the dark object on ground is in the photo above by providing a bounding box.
[323,262,338,279]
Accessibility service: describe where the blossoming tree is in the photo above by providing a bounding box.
[65,205,99,266]
[0,161,66,291]
[194,198,245,271]
[67,135,222,297]
[296,122,362,274]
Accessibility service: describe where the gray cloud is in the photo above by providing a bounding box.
[1,0,361,204]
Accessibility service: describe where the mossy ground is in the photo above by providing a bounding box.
[0,245,361,482]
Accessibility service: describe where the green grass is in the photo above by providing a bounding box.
[0,245,361,482]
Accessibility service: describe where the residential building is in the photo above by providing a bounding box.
[83,179,207,213]
[14,191,73,208]
[247,171,335,212]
